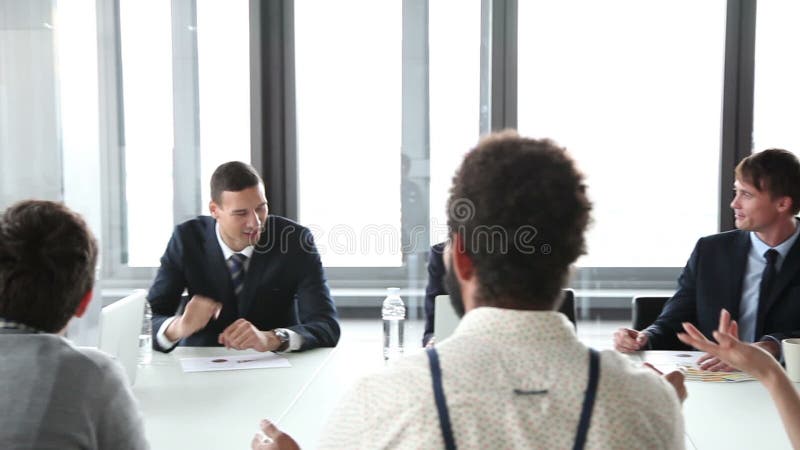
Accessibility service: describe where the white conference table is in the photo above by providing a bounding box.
[634,351,794,450]
[682,379,792,450]
[133,346,352,450]
[135,346,795,450]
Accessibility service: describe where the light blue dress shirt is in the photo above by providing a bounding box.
[738,223,800,342]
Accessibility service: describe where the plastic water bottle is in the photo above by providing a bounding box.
[138,301,152,366]
[382,287,405,361]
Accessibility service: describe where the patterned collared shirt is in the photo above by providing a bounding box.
[0,318,42,333]
[320,307,684,450]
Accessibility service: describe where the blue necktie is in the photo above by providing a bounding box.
[228,253,247,296]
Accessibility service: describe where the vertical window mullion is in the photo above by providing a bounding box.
[401,0,431,318]
[171,0,202,225]
[480,0,517,133]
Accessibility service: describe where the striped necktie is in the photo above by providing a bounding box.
[228,253,247,296]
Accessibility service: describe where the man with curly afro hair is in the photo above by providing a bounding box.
[252,131,686,450]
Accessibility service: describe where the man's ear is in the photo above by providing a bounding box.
[452,233,475,283]
[74,290,93,318]
[775,196,793,214]
[209,201,219,218]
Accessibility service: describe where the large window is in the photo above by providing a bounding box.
[295,0,482,270]
[517,0,726,268]
[196,0,251,209]
[753,0,800,154]
[295,0,402,268]
[119,0,175,267]
[429,0,481,246]
[118,0,250,267]
[58,0,102,237]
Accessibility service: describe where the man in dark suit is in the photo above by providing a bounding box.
[615,149,800,371]
[422,242,446,346]
[148,161,340,353]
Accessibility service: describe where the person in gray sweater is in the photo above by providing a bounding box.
[0,200,148,450]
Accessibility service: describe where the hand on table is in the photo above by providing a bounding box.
[643,363,688,403]
[678,309,782,379]
[219,318,279,352]
[613,327,649,353]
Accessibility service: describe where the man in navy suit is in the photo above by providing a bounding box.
[148,161,340,353]
[422,242,446,347]
[615,149,800,371]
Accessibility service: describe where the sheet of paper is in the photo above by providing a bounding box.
[641,350,755,383]
[179,352,292,373]
[643,350,705,372]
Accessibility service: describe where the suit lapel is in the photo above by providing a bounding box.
[238,216,276,316]
[727,231,751,319]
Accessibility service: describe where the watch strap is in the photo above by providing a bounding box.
[274,328,290,352]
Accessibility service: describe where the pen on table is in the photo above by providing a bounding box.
[643,362,663,375]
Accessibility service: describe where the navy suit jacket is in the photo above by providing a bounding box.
[423,243,447,346]
[647,224,800,350]
[148,215,340,352]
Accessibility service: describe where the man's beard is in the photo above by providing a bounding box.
[444,254,466,318]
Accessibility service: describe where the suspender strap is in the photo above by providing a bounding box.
[572,348,601,450]
[427,347,457,450]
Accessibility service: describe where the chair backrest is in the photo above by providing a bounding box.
[434,289,577,342]
[434,295,459,342]
[559,289,577,329]
[98,290,146,385]
[631,296,670,331]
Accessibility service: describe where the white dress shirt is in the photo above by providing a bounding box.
[319,307,684,450]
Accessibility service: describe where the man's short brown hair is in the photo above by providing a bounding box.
[735,149,800,214]
[210,161,264,206]
[0,201,98,332]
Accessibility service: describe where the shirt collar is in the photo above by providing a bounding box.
[750,219,800,262]
[0,317,43,333]
[453,306,576,342]
[215,222,254,260]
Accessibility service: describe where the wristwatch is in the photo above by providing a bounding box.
[273,328,290,352]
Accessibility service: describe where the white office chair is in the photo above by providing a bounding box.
[98,290,146,385]
[433,295,460,342]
